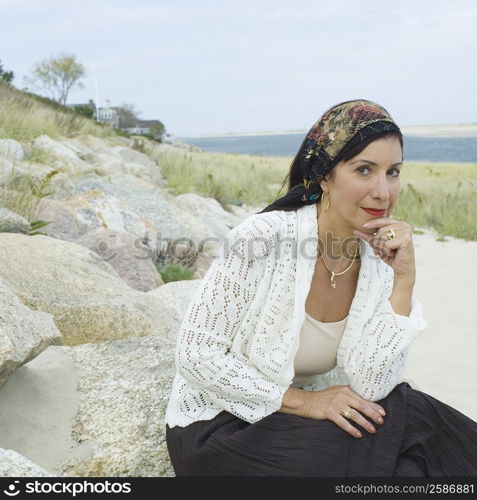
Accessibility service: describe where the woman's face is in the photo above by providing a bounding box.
[321,135,403,235]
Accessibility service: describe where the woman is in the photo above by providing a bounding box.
[165,99,477,476]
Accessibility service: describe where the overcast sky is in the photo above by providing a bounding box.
[2,0,477,136]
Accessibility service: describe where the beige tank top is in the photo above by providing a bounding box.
[292,311,348,388]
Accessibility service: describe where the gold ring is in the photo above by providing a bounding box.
[386,229,396,240]
[341,407,353,419]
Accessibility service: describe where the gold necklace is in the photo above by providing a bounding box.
[321,243,360,288]
[316,204,360,288]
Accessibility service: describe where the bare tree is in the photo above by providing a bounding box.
[23,52,86,105]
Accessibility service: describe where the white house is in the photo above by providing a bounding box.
[96,100,120,128]
[126,119,164,139]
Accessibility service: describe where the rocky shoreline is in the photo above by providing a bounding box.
[0,134,258,476]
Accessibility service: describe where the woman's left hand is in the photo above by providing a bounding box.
[353,218,416,282]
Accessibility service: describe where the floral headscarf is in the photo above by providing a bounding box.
[262,99,401,210]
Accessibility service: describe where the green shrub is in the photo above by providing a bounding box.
[156,263,196,283]
[114,127,132,138]
[73,104,95,119]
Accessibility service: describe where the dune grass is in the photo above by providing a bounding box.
[147,142,477,241]
[0,165,58,235]
[146,143,291,209]
[0,80,115,141]
[0,166,56,218]
[393,161,477,241]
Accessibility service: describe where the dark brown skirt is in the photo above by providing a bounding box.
[165,382,477,477]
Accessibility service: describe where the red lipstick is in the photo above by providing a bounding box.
[362,207,386,217]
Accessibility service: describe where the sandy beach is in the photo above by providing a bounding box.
[404,228,477,421]
[401,124,477,138]
[177,123,477,139]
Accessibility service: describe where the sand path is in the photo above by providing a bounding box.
[405,229,477,421]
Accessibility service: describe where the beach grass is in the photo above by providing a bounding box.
[146,144,291,209]
[394,161,477,241]
[149,143,477,241]
[0,166,58,232]
[0,80,115,141]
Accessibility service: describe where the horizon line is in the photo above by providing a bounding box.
[172,122,477,139]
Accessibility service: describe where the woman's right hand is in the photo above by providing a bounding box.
[301,385,386,438]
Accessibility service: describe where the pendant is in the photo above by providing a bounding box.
[330,271,336,288]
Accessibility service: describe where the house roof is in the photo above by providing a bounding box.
[136,119,162,127]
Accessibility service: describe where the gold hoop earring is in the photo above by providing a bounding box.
[321,191,330,211]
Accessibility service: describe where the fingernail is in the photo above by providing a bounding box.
[356,432,362,438]
[363,223,370,227]
[379,409,386,416]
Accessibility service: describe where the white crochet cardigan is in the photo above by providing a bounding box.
[165,204,428,428]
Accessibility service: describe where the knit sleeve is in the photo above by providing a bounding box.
[174,213,289,423]
[343,262,429,402]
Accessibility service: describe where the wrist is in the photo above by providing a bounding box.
[393,272,415,288]
[390,279,414,317]
[279,386,311,417]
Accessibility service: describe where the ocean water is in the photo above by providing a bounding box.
[174,133,477,163]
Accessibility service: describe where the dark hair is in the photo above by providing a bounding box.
[258,130,403,214]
